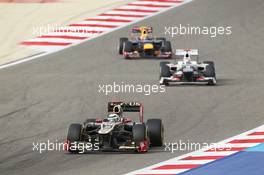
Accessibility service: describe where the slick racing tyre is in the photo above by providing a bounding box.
[67,123,82,153]
[204,61,216,85]
[119,38,128,54]
[133,124,146,143]
[160,62,171,86]
[132,124,147,143]
[133,124,148,152]
[124,41,133,59]
[124,41,133,52]
[204,61,216,77]
[146,119,164,146]
[160,62,171,77]
[163,41,172,53]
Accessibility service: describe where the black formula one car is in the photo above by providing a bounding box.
[119,26,172,59]
[64,102,164,153]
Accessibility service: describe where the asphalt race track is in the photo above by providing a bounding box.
[1,0,264,174]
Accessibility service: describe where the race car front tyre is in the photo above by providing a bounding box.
[124,41,133,52]
[67,123,82,153]
[204,61,215,77]
[204,61,216,85]
[146,119,164,146]
[160,62,171,76]
[160,62,171,86]
[119,38,128,54]
[124,41,133,59]
[163,41,172,53]
[133,124,146,143]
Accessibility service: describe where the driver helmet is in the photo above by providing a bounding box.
[107,113,121,122]
[140,27,149,40]
[113,105,123,116]
[183,53,191,64]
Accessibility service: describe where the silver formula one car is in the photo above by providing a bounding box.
[65,101,164,153]
[159,49,216,86]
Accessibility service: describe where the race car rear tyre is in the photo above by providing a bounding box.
[204,61,216,85]
[119,38,128,54]
[146,119,164,146]
[133,124,146,143]
[160,62,171,79]
[67,123,82,153]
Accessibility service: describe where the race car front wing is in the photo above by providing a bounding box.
[160,76,216,85]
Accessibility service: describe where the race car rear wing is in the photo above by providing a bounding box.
[108,102,141,112]
[175,49,199,56]
[108,101,144,122]
[132,26,153,33]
